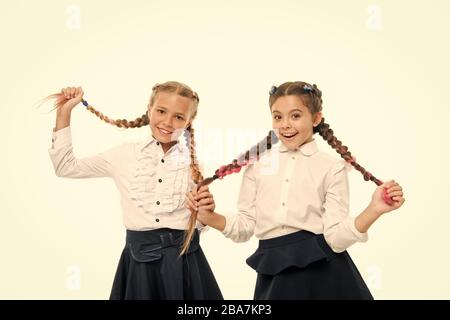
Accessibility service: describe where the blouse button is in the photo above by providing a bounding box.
[282,202,285,206]
[285,179,289,182]
[156,142,160,145]
[158,178,162,183]
[292,156,296,160]
[161,159,165,163]
[156,201,160,205]
[155,218,160,222]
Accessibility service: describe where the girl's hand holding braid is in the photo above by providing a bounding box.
[370,180,405,215]
[185,185,216,225]
[58,86,84,114]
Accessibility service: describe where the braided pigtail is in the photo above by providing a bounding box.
[180,125,205,255]
[198,130,279,187]
[39,93,149,129]
[314,118,382,186]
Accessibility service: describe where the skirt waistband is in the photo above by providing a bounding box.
[126,228,191,246]
[258,229,319,249]
[125,228,199,263]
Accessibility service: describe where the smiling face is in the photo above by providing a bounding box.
[148,91,193,151]
[271,95,322,151]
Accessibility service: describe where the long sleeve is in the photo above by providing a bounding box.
[222,164,257,243]
[322,161,368,253]
[48,126,119,179]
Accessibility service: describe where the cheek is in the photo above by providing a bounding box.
[148,116,156,127]
[149,111,161,125]
[173,120,188,129]
[294,118,313,131]
[272,119,281,128]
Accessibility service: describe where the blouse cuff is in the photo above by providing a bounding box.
[221,214,233,238]
[196,220,210,233]
[51,126,72,150]
[347,216,369,243]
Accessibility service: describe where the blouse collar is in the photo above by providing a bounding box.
[278,139,318,156]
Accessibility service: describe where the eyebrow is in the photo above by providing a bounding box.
[155,106,187,117]
[271,109,303,114]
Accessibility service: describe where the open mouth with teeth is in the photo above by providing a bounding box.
[281,132,298,139]
[158,127,173,136]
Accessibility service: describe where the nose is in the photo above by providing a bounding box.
[161,116,174,129]
[281,117,291,129]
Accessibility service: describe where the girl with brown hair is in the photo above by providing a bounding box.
[186,81,405,299]
[45,82,223,300]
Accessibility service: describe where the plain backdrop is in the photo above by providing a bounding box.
[0,0,449,299]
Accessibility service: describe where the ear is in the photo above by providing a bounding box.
[313,112,323,127]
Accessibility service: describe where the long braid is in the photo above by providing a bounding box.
[272,81,384,187]
[198,130,279,188]
[180,125,204,255]
[40,93,149,129]
[315,119,383,186]
[309,82,382,186]
[84,101,149,128]
[187,126,203,183]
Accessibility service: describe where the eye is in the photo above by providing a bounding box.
[157,109,165,114]
[273,115,281,121]
[292,113,301,119]
[176,115,185,121]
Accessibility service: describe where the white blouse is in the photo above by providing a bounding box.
[48,126,203,231]
[222,139,368,253]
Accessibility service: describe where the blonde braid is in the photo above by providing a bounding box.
[187,126,203,183]
[85,104,149,128]
[180,125,204,255]
[40,93,150,129]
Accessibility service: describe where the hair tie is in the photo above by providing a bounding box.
[303,84,314,93]
[269,85,277,95]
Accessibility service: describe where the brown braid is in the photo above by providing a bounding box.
[198,130,279,187]
[270,81,383,186]
[315,118,382,185]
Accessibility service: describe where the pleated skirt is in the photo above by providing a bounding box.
[246,230,373,300]
[110,228,223,300]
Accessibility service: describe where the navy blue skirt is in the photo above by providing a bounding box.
[246,230,373,300]
[110,228,223,300]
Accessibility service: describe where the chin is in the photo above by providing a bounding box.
[282,139,300,148]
